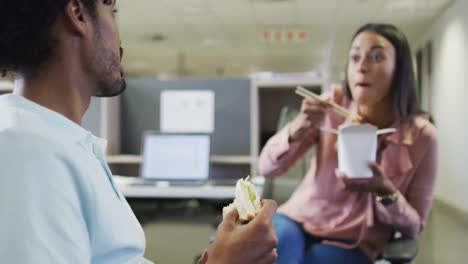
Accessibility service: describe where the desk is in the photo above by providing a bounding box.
[113,175,265,200]
[107,155,254,165]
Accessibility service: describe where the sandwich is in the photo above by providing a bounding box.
[222,176,262,222]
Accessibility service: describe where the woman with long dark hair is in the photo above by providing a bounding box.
[259,23,438,263]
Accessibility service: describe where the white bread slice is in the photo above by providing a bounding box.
[223,177,262,222]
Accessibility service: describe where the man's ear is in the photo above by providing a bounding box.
[63,0,93,36]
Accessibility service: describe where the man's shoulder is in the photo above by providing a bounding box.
[0,128,89,181]
[0,128,95,200]
[0,128,67,155]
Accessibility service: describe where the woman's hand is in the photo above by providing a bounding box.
[336,161,397,196]
[289,99,330,143]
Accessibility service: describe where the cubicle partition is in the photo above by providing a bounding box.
[91,78,255,180]
[121,78,251,156]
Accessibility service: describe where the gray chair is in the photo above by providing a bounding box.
[263,106,311,204]
[378,232,419,264]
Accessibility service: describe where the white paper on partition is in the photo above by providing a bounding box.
[160,90,215,133]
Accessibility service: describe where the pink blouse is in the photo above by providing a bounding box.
[258,88,438,260]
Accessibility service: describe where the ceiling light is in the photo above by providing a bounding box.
[181,6,204,15]
[203,38,221,46]
[385,0,420,11]
[251,0,292,3]
[148,34,166,42]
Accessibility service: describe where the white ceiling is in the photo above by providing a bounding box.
[117,0,453,79]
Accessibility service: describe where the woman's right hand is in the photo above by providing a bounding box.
[289,98,330,143]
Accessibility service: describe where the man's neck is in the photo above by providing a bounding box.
[13,63,92,126]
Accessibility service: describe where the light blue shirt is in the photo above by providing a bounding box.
[0,94,153,264]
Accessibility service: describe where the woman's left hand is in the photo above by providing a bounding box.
[336,161,397,196]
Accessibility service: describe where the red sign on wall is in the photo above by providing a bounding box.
[261,29,309,43]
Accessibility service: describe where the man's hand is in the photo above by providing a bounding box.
[203,199,278,264]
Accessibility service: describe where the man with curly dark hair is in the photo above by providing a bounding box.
[0,1,278,263]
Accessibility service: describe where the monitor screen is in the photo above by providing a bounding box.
[141,133,211,181]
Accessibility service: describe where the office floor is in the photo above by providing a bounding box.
[131,200,221,264]
[132,200,468,264]
[413,201,468,264]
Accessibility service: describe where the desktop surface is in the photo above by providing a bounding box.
[113,175,265,200]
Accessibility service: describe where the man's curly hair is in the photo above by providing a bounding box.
[0,0,97,77]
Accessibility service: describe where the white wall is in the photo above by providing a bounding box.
[416,0,468,214]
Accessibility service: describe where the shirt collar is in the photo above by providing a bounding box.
[385,118,416,146]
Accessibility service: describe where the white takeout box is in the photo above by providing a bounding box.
[321,124,396,179]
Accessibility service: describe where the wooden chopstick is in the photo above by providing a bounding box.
[295,89,350,117]
[295,86,361,122]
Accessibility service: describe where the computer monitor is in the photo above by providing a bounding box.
[140,132,211,181]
